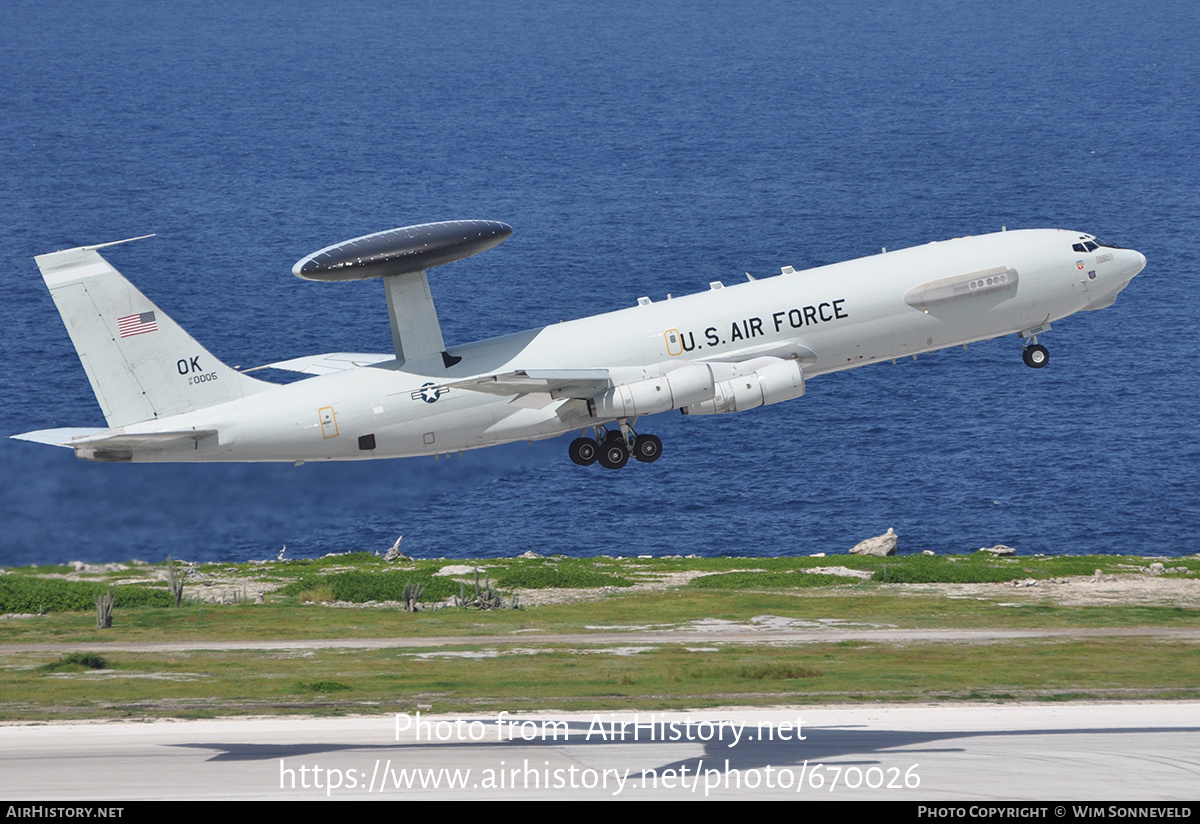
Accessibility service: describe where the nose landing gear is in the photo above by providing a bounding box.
[1018,326,1051,369]
[1022,343,1049,368]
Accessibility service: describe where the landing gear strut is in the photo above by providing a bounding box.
[568,424,662,469]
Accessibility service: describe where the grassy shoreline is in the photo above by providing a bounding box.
[1,553,1197,720]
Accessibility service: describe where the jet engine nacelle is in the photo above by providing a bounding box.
[681,358,805,415]
[588,363,715,419]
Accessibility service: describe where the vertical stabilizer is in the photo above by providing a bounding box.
[35,241,270,427]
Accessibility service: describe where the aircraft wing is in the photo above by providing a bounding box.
[247,352,394,375]
[701,342,818,366]
[447,348,817,411]
[448,344,817,399]
[448,369,614,409]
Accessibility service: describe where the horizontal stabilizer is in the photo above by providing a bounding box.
[11,428,108,448]
[12,428,216,461]
[71,430,218,450]
[248,352,394,375]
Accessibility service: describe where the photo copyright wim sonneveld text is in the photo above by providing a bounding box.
[278,713,920,796]
[918,808,1194,819]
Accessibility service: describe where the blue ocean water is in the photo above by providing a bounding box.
[1,0,1197,564]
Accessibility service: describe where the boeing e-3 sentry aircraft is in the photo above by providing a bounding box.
[15,221,1145,469]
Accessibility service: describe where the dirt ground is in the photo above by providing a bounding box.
[893,574,1200,609]
[39,559,1200,611]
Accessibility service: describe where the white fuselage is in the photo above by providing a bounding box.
[103,229,1146,462]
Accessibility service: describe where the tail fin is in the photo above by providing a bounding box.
[35,238,270,427]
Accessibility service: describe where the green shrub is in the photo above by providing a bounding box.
[689,571,858,589]
[691,662,822,680]
[299,552,384,568]
[294,681,351,693]
[871,556,1017,584]
[39,653,109,672]
[278,571,460,603]
[491,565,633,589]
[0,577,173,613]
[277,562,634,602]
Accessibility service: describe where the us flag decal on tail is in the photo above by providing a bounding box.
[117,311,157,338]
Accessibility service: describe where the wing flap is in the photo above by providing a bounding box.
[448,368,614,401]
[701,342,818,366]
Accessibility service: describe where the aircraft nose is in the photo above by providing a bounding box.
[1126,249,1147,278]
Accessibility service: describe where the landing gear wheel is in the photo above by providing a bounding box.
[604,429,627,446]
[569,437,599,466]
[598,439,629,470]
[633,434,662,463]
[1022,344,1049,369]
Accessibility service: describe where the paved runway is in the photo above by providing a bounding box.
[3,703,1198,799]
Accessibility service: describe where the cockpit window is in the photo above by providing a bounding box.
[1072,240,1106,253]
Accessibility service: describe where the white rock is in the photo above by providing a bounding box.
[849,528,897,557]
[434,564,480,577]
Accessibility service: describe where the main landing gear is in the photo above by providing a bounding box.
[569,424,662,470]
